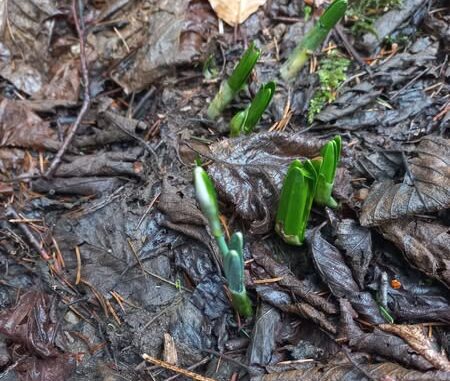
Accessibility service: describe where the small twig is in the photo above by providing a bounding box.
[45,0,91,177]
[6,206,51,262]
[110,117,163,175]
[75,245,82,285]
[334,25,369,72]
[201,348,251,371]
[162,357,210,381]
[142,354,216,381]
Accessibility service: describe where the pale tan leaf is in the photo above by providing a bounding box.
[208,0,267,26]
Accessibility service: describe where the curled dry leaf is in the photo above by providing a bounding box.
[381,219,450,289]
[379,324,450,372]
[360,136,450,226]
[208,0,267,26]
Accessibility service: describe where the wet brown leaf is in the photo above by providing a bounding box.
[255,285,337,335]
[335,219,373,288]
[339,299,433,371]
[360,137,450,226]
[0,291,76,381]
[0,0,61,95]
[381,219,450,289]
[0,99,60,151]
[252,242,337,314]
[311,231,383,324]
[208,0,267,26]
[379,324,450,372]
[112,0,215,93]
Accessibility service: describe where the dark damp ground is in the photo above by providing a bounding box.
[1,1,449,380]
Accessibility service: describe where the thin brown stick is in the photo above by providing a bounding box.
[6,206,51,262]
[162,357,210,381]
[142,354,217,381]
[75,245,82,285]
[45,0,91,177]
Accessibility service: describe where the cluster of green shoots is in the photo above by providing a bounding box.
[192,137,341,316]
[207,0,348,134]
[276,136,341,245]
[307,53,350,124]
[194,164,253,317]
[207,43,276,137]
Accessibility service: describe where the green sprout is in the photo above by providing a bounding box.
[379,304,395,324]
[275,159,318,246]
[280,0,347,81]
[230,81,276,137]
[313,136,341,208]
[307,53,350,123]
[193,165,253,317]
[207,43,261,120]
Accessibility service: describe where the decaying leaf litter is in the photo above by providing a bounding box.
[0,0,449,380]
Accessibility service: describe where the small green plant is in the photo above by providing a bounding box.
[275,159,318,246]
[347,0,402,36]
[280,0,347,81]
[312,136,341,208]
[275,136,342,245]
[193,164,253,317]
[203,54,219,80]
[230,81,276,137]
[304,5,312,22]
[207,43,260,120]
[307,53,350,123]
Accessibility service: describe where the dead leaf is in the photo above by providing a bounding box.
[311,230,384,324]
[335,219,373,288]
[381,219,450,289]
[360,136,450,226]
[33,60,80,102]
[209,0,267,26]
[379,324,450,372]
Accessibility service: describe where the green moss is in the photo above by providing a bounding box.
[347,0,402,36]
[307,53,350,124]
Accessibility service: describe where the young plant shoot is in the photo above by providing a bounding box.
[224,232,253,317]
[313,136,341,208]
[207,43,260,120]
[275,159,318,246]
[230,81,276,137]
[280,0,347,81]
[193,164,252,317]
